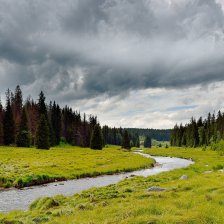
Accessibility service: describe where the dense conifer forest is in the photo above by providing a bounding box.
[127,128,171,141]
[171,112,224,148]
[0,86,154,150]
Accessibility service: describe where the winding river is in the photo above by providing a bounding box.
[0,151,194,213]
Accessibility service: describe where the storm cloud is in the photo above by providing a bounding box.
[0,0,224,100]
[0,0,224,128]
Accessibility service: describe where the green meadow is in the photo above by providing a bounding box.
[0,145,154,189]
[1,147,224,223]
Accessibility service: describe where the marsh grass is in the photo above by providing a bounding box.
[0,145,154,188]
[1,147,224,223]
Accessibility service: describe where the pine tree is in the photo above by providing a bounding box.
[82,113,89,147]
[198,126,206,146]
[49,121,56,146]
[50,103,61,145]
[36,91,50,149]
[122,130,131,149]
[206,113,212,144]
[144,135,152,148]
[16,108,30,147]
[0,98,3,145]
[3,89,15,145]
[36,114,50,149]
[90,124,103,150]
[38,91,48,117]
[25,97,39,145]
[12,85,23,136]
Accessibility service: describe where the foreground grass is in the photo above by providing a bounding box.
[1,147,224,223]
[0,145,154,188]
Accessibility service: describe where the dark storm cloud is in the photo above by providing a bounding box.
[0,0,224,101]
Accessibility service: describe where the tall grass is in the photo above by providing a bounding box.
[1,147,224,223]
[0,145,154,188]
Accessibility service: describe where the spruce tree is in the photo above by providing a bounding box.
[82,113,89,147]
[198,126,206,146]
[51,102,61,145]
[38,91,48,117]
[122,130,131,149]
[90,124,103,150]
[36,91,50,149]
[36,114,50,149]
[3,90,15,145]
[49,121,56,147]
[144,135,152,148]
[16,108,30,147]
[12,85,23,136]
[0,99,3,145]
[0,121,3,145]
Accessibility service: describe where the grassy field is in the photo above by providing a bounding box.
[1,147,224,223]
[0,145,154,189]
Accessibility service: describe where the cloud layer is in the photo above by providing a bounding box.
[0,0,224,128]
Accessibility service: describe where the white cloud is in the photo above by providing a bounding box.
[0,0,224,128]
[63,81,224,129]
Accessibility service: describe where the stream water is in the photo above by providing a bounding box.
[0,151,194,213]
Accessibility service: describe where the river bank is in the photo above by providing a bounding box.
[0,145,154,189]
[1,147,224,224]
[0,151,192,213]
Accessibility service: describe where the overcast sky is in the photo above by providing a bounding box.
[0,0,224,129]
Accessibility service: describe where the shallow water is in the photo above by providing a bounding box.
[0,151,194,213]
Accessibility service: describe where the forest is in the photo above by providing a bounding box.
[171,112,224,149]
[0,86,155,150]
[127,128,171,141]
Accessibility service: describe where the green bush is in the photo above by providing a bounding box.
[211,140,224,155]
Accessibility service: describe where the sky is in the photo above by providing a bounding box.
[0,0,224,129]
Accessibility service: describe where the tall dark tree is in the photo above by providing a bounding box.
[49,121,56,146]
[206,112,212,144]
[82,113,89,147]
[144,135,152,148]
[24,97,39,145]
[12,85,23,136]
[16,107,30,147]
[0,98,3,145]
[122,130,131,149]
[3,89,15,145]
[90,124,103,150]
[36,91,50,149]
[38,91,48,118]
[50,102,61,145]
[0,122,3,146]
[36,114,50,149]
[198,126,206,146]
[48,101,55,146]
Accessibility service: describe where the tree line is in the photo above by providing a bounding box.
[0,86,143,150]
[170,111,224,147]
[126,128,170,141]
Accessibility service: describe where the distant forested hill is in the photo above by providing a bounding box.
[126,128,171,141]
